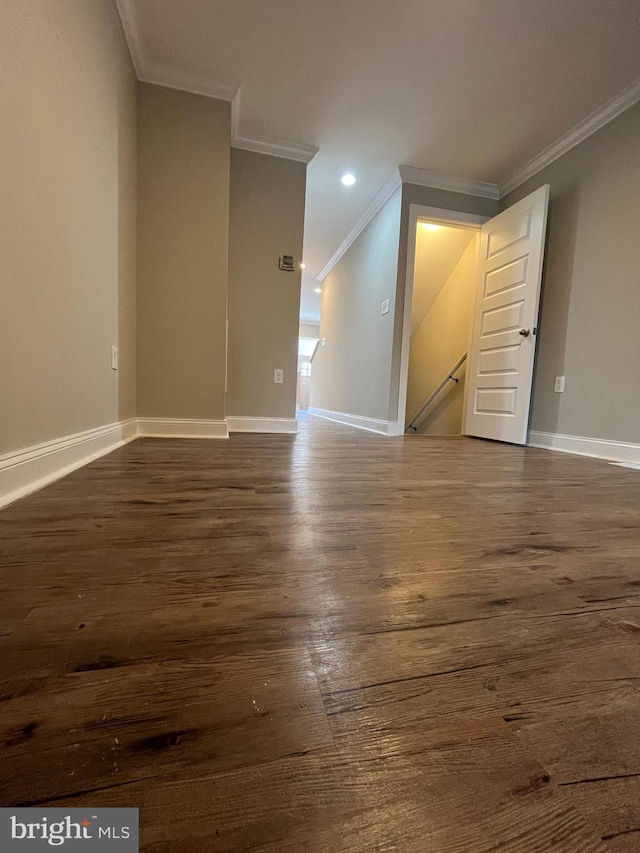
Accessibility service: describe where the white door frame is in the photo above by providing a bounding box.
[395,204,490,435]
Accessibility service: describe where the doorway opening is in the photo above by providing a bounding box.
[399,206,487,436]
[297,324,319,413]
[397,188,549,444]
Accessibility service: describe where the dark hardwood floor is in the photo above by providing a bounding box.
[2,413,640,850]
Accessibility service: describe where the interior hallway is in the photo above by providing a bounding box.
[2,415,640,850]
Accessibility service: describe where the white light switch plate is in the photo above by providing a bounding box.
[111,345,118,371]
[554,376,565,393]
[274,368,284,384]
[381,298,390,315]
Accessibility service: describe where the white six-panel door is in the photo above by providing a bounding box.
[463,185,549,444]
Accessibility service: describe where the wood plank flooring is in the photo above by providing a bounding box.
[2,413,640,850]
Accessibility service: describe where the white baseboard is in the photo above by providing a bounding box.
[0,418,138,509]
[137,418,229,439]
[528,430,640,465]
[226,416,298,434]
[308,406,398,436]
[1,412,306,510]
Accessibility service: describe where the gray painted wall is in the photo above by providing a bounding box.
[502,103,640,443]
[136,83,230,421]
[311,188,402,421]
[0,0,137,455]
[227,149,306,420]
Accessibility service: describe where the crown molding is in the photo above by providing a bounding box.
[316,164,498,282]
[317,169,402,282]
[116,0,239,100]
[398,165,500,199]
[115,0,316,163]
[500,77,640,197]
[138,62,240,102]
[232,132,318,163]
[230,93,317,162]
[316,72,640,279]
[138,61,240,102]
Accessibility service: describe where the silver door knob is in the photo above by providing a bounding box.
[518,328,530,337]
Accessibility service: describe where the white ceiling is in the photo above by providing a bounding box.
[411,225,476,336]
[118,0,640,321]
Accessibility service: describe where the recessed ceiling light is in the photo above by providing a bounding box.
[421,222,441,231]
[314,287,322,294]
[300,263,306,269]
[341,173,356,186]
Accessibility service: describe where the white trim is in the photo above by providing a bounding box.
[500,78,640,197]
[118,0,639,184]
[231,93,317,163]
[232,131,318,164]
[395,205,488,436]
[115,0,316,163]
[528,430,640,466]
[137,418,229,439]
[316,77,640,278]
[0,419,138,510]
[139,61,240,102]
[227,417,298,434]
[309,407,399,436]
[407,205,489,229]
[116,0,239,100]
[0,412,312,510]
[317,169,402,282]
[399,165,499,200]
[316,166,497,286]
